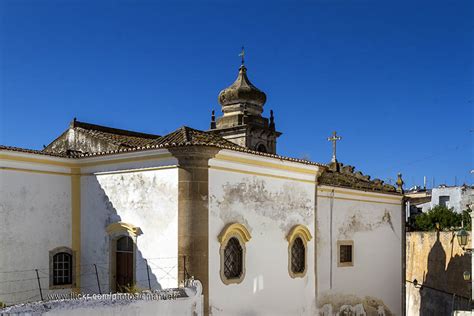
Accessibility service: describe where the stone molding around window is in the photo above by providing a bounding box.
[337,240,354,267]
[106,222,140,292]
[49,247,75,289]
[105,222,143,237]
[218,223,252,285]
[286,225,312,278]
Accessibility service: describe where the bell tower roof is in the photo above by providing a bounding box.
[218,65,267,108]
[210,48,281,155]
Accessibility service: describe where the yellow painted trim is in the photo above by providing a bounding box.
[0,152,174,168]
[79,153,174,167]
[0,166,71,176]
[318,194,402,206]
[286,225,313,243]
[218,223,252,243]
[70,167,81,290]
[210,166,316,184]
[106,222,142,237]
[214,153,318,175]
[1,165,177,177]
[318,187,402,201]
[91,165,177,176]
[0,154,75,167]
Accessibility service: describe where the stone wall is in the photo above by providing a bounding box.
[406,232,472,315]
[0,281,203,316]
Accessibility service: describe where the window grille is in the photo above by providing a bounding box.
[291,237,305,273]
[223,237,243,279]
[53,252,72,285]
[340,245,352,263]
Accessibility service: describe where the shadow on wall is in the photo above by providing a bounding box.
[82,176,163,294]
[419,231,472,315]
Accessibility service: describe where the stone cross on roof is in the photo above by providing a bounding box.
[327,131,342,163]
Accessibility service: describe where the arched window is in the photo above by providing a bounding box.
[223,237,243,279]
[291,237,305,274]
[218,223,251,285]
[116,236,134,289]
[49,247,74,288]
[287,225,312,278]
[105,222,141,292]
[256,144,267,153]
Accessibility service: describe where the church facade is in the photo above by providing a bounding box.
[0,62,404,315]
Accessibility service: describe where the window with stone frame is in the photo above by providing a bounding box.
[49,247,74,288]
[287,225,312,278]
[291,237,305,274]
[223,237,243,279]
[218,223,251,285]
[53,252,73,285]
[337,240,354,267]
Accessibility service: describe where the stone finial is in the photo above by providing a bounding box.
[69,117,77,128]
[396,173,404,194]
[210,110,216,129]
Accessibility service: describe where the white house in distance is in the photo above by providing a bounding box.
[0,61,405,315]
[406,185,473,221]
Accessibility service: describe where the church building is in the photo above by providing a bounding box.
[0,58,404,315]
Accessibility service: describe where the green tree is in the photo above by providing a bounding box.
[413,205,469,231]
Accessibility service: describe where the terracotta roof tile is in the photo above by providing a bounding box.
[1,119,328,169]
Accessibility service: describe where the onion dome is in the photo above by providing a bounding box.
[218,65,267,107]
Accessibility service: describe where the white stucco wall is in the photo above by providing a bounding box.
[0,158,72,305]
[80,156,179,293]
[316,186,403,315]
[208,151,318,315]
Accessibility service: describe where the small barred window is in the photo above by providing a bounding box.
[223,237,243,279]
[340,245,352,263]
[291,237,305,274]
[53,252,73,285]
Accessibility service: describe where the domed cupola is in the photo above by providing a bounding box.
[218,65,266,116]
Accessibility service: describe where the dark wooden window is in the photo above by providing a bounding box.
[340,245,353,263]
[291,237,305,273]
[116,236,134,290]
[53,252,72,285]
[223,237,243,279]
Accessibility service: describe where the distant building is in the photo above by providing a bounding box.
[430,185,474,213]
[405,185,474,228]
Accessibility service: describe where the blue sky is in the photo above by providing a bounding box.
[1,0,472,188]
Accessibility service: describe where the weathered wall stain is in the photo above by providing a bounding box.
[97,172,177,232]
[210,177,313,232]
[318,293,392,316]
[338,209,396,239]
